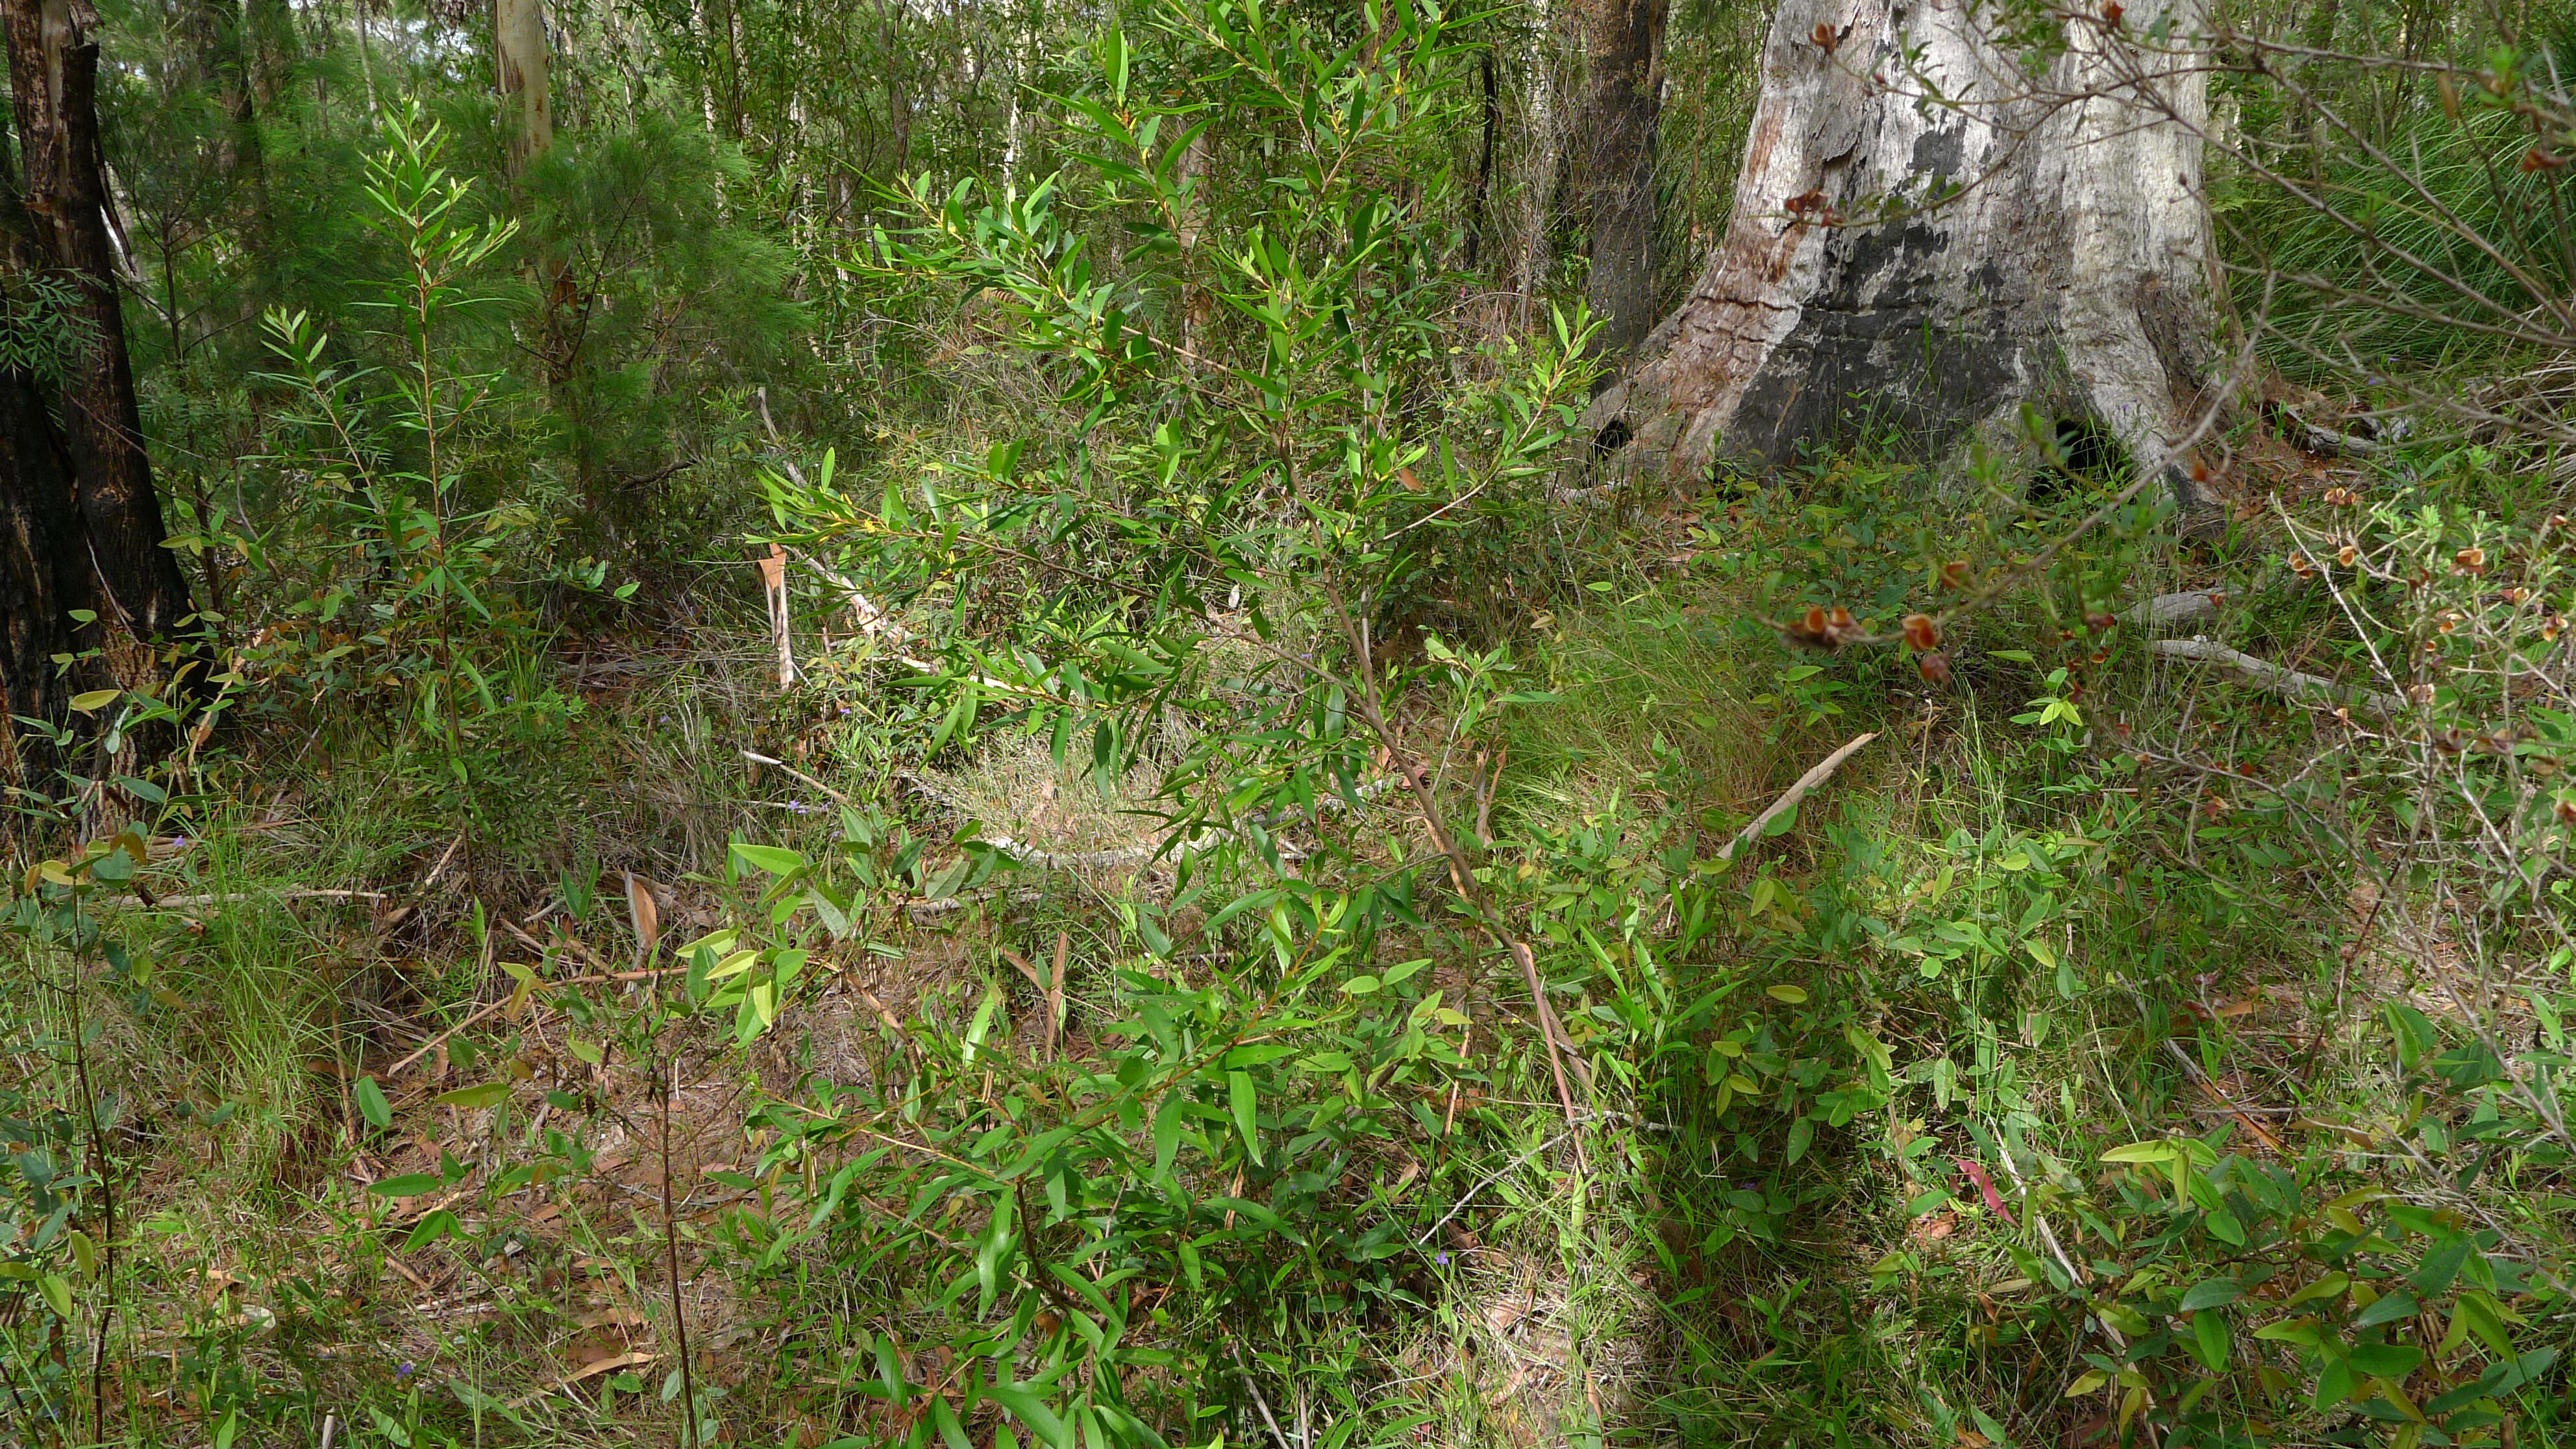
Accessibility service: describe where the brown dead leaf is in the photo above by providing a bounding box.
[512,1350,658,1409]
[1911,1210,1959,1245]
[2195,1076,2284,1155]
[625,873,661,961]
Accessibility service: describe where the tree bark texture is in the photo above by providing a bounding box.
[0,133,108,788]
[1578,0,1670,360]
[0,356,99,787]
[493,0,553,172]
[1586,0,2218,521]
[3,0,199,647]
[245,0,295,113]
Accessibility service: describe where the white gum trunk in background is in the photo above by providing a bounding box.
[1591,0,2217,520]
[495,0,553,171]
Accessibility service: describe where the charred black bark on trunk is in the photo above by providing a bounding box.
[1464,47,1500,272]
[0,130,108,790]
[5,0,198,650]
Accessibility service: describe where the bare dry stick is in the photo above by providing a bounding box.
[381,962,689,1077]
[1228,1341,1295,1449]
[1716,732,1881,864]
[2151,638,2405,721]
[658,1035,702,1447]
[1326,602,1589,1168]
[103,888,388,910]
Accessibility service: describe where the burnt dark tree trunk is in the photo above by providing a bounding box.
[0,138,108,790]
[1464,46,1500,271]
[3,0,195,645]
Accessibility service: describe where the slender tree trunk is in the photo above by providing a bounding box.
[180,1,256,166]
[1587,0,2220,526]
[1578,0,1670,362]
[493,0,553,173]
[245,0,294,113]
[1515,0,1564,331]
[3,0,201,659]
[1463,46,1500,271]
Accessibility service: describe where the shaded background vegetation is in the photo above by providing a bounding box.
[1,0,2574,1446]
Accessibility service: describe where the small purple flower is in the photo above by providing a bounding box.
[1435,1252,1450,1265]
[397,1362,415,1378]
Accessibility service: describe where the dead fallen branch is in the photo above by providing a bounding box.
[1716,732,1879,863]
[2122,590,2225,632]
[103,888,388,910]
[2152,636,2404,721]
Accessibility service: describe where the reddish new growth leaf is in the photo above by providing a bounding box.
[1901,613,1943,650]
[2100,1,2125,23]
[2524,147,2567,172]
[1812,21,1839,53]
[1954,1158,2009,1215]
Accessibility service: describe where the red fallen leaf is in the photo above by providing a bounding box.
[1955,1157,2009,1215]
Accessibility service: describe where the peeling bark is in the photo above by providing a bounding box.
[1587,0,2219,525]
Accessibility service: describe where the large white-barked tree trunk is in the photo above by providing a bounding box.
[1588,0,2219,521]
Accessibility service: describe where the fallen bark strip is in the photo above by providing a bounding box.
[2151,636,2405,721]
[1716,732,1879,863]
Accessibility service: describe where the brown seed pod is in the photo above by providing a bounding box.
[2454,547,2488,575]
[1939,560,1972,589]
[1902,613,1942,650]
[1916,651,1951,684]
